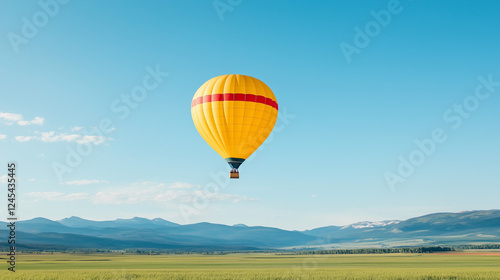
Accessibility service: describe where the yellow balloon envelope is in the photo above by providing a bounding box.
[191,74,278,179]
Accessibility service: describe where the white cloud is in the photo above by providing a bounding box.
[65,179,108,185]
[26,181,257,205]
[18,116,44,126]
[39,153,45,157]
[169,182,198,189]
[66,193,93,200]
[0,112,44,126]
[14,131,111,145]
[40,131,109,145]
[1,175,21,183]
[133,181,166,187]
[71,126,84,132]
[28,192,91,201]
[15,136,33,142]
[40,131,78,142]
[93,182,256,205]
[0,134,6,140]
[311,194,318,198]
[0,112,22,122]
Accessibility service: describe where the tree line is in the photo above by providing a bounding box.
[455,244,500,250]
[278,246,454,255]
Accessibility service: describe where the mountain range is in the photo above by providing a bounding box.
[2,210,500,251]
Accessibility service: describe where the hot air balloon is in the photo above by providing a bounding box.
[191,74,278,179]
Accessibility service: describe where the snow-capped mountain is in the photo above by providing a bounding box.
[341,220,400,230]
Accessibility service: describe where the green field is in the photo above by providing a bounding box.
[1,252,499,279]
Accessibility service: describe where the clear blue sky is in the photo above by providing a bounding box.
[1,0,499,230]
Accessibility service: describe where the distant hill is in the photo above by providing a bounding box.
[300,210,500,248]
[0,216,315,250]
[2,210,500,251]
[58,216,179,228]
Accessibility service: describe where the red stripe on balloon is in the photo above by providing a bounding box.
[191,93,278,110]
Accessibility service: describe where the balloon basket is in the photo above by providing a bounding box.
[230,172,239,179]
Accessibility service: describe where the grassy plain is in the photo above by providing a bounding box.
[0,252,499,279]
